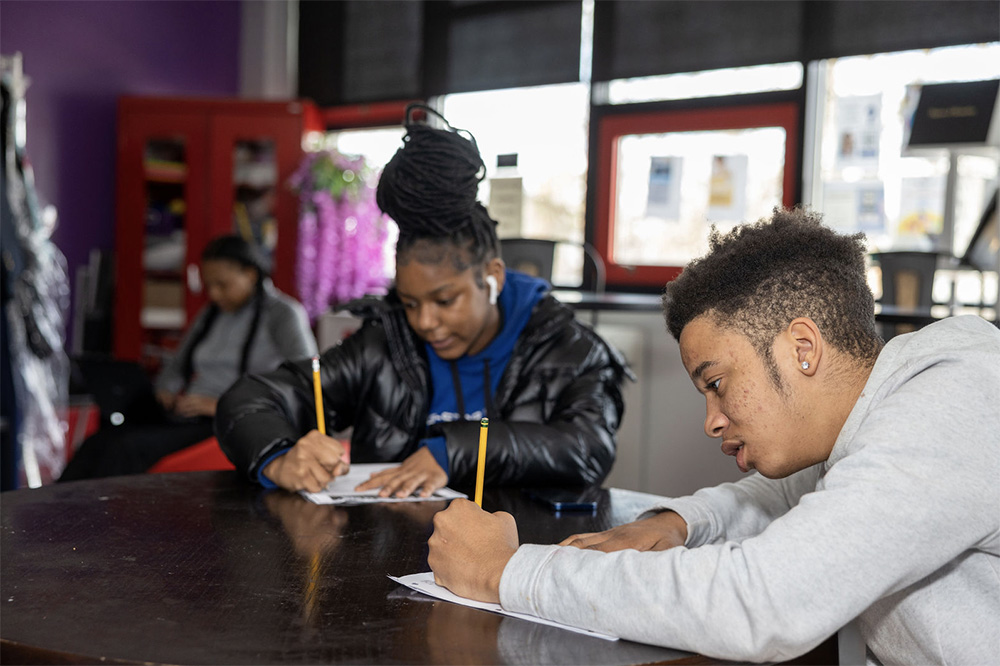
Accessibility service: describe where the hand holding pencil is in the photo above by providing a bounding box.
[425,415,511,602]
[427,498,519,604]
[260,356,349,493]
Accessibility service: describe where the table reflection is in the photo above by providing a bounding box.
[1,472,715,665]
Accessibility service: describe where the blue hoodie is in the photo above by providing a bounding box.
[422,270,549,474]
[256,269,549,488]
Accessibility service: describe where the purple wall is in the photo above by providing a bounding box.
[0,0,240,349]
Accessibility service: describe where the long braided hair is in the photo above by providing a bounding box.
[376,104,499,277]
[180,235,268,388]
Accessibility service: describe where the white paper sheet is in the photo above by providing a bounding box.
[300,463,467,505]
[389,572,619,641]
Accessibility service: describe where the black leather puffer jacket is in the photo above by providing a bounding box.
[216,292,632,488]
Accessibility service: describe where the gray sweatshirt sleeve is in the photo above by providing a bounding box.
[499,317,1000,664]
[636,467,822,548]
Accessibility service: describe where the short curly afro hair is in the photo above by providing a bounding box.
[663,207,883,375]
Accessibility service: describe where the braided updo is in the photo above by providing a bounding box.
[376,105,500,275]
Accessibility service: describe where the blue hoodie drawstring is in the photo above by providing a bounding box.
[449,361,466,418]
[483,359,494,419]
[449,359,494,420]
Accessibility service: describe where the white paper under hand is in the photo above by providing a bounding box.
[300,463,466,505]
[388,572,618,641]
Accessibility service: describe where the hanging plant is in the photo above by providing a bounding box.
[289,149,391,323]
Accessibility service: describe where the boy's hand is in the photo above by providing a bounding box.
[263,430,349,493]
[559,510,688,552]
[427,498,519,603]
[354,447,447,498]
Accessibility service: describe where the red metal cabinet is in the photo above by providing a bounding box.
[113,97,320,368]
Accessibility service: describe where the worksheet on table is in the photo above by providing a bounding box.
[300,463,466,505]
[389,572,618,641]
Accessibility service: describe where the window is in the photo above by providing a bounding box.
[318,85,592,283]
[810,43,1000,316]
[440,83,591,244]
[594,101,799,288]
[591,61,804,288]
[811,43,1000,255]
[603,62,803,105]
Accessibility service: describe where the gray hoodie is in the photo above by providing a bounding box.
[500,315,1000,664]
[155,281,317,397]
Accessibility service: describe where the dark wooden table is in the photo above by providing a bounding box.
[1,472,715,665]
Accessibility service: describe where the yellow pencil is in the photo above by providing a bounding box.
[309,356,326,621]
[474,417,489,507]
[311,356,326,436]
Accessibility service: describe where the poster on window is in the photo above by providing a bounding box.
[821,182,859,232]
[898,176,946,238]
[820,181,884,234]
[835,95,881,169]
[645,156,682,221]
[707,154,747,222]
[856,184,885,233]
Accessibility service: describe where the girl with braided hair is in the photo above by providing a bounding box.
[216,106,631,496]
[60,235,316,480]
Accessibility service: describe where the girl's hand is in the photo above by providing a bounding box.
[262,430,349,493]
[354,447,447,498]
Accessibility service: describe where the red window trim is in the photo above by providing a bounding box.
[320,100,418,129]
[594,102,800,288]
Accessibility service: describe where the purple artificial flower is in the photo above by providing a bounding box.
[290,149,392,323]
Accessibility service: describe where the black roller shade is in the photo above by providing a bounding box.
[802,0,1000,62]
[593,1,805,82]
[593,0,1000,83]
[299,0,423,106]
[300,0,581,105]
[424,0,583,96]
[300,0,999,104]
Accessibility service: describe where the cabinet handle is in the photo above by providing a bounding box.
[187,264,202,293]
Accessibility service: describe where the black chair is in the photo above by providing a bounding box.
[499,239,558,282]
[872,250,940,339]
[500,238,605,290]
[499,238,606,324]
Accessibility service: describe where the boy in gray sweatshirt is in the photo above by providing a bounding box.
[426,208,1000,664]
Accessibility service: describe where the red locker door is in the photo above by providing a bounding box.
[114,104,210,364]
[207,105,308,298]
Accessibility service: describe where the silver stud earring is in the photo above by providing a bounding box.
[801,361,810,370]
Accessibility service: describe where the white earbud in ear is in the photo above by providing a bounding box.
[485,275,498,305]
